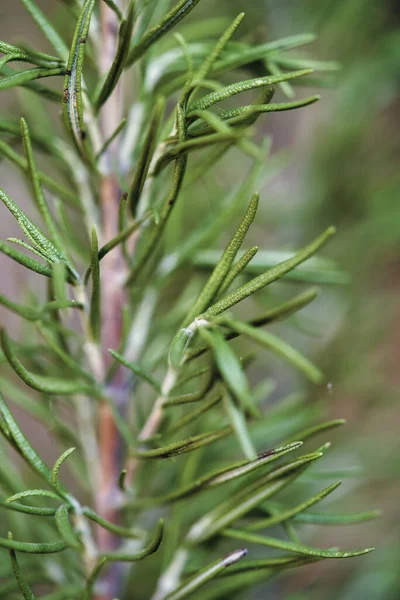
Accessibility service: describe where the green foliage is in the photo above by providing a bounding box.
[0,1,377,599]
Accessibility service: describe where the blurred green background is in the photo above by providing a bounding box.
[0,1,399,598]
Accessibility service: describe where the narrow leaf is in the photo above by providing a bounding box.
[95,2,135,110]
[0,536,65,554]
[198,327,259,418]
[20,119,70,259]
[186,453,322,544]
[187,70,313,115]
[1,329,93,396]
[126,0,202,66]
[218,246,259,296]
[9,549,36,599]
[101,518,164,562]
[52,448,76,490]
[219,317,323,384]
[204,227,336,316]
[62,0,96,161]
[0,392,53,485]
[223,528,374,559]
[146,442,302,505]
[89,227,101,343]
[224,391,257,461]
[184,193,259,324]
[20,0,69,59]
[293,509,382,526]
[247,481,342,531]
[109,350,161,393]
[0,66,64,91]
[134,426,232,459]
[0,189,65,263]
[165,549,248,600]
[128,96,165,216]
[55,505,82,549]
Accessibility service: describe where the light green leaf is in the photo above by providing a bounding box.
[186,453,322,544]
[52,448,76,490]
[198,327,259,419]
[0,66,64,91]
[89,227,101,344]
[204,227,336,316]
[247,481,342,530]
[126,0,202,66]
[55,505,82,550]
[62,0,96,161]
[20,0,69,59]
[128,96,165,216]
[134,426,232,459]
[109,349,162,393]
[1,329,93,396]
[95,2,135,110]
[165,549,248,600]
[0,392,53,485]
[184,193,259,324]
[9,549,36,600]
[100,518,164,562]
[187,70,312,115]
[224,391,257,461]
[218,317,323,384]
[223,528,374,559]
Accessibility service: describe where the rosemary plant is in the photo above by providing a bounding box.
[0,1,378,599]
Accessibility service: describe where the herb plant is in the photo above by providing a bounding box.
[0,1,378,599]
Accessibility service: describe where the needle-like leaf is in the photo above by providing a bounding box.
[165,549,248,600]
[1,329,93,396]
[95,2,135,110]
[9,548,36,599]
[126,0,202,66]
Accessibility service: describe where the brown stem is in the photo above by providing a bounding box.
[95,2,125,599]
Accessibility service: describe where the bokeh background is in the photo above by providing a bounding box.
[1,1,399,598]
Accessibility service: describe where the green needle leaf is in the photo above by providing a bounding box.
[147,442,302,505]
[0,294,40,321]
[224,391,257,461]
[1,329,93,396]
[165,549,248,600]
[247,481,342,530]
[204,227,336,316]
[218,246,259,296]
[126,0,202,66]
[109,350,162,393]
[83,507,146,539]
[134,426,232,459]
[293,509,382,526]
[55,505,82,550]
[5,489,62,504]
[283,419,346,445]
[95,2,135,111]
[52,448,76,490]
[101,518,164,562]
[223,528,374,559]
[128,96,165,216]
[0,536,65,554]
[199,326,259,419]
[0,66,65,90]
[187,70,313,115]
[185,453,322,544]
[0,139,80,207]
[194,13,245,83]
[20,119,70,260]
[0,189,66,264]
[9,548,36,599]
[62,0,96,162]
[218,317,323,384]
[184,193,259,323]
[20,0,69,59]
[0,392,53,485]
[89,227,101,344]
